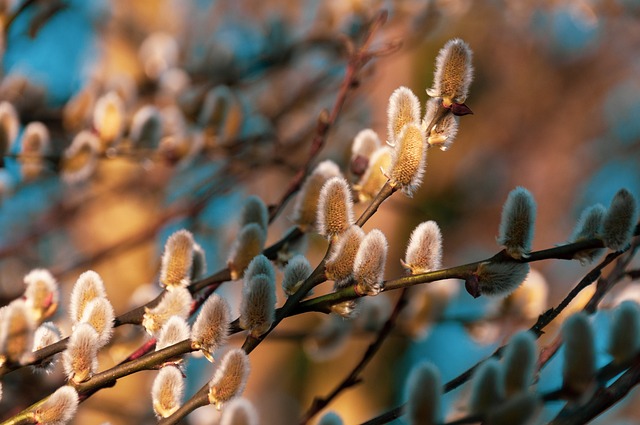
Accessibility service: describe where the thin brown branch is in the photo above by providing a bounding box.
[299,289,409,424]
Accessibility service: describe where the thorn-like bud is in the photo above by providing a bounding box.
[69,270,107,324]
[191,242,207,281]
[423,98,458,151]
[0,101,19,157]
[23,268,58,324]
[469,358,505,416]
[143,287,192,336]
[239,274,276,337]
[569,204,606,264]
[63,323,99,384]
[497,187,536,259]
[485,392,541,425]
[0,300,35,364]
[227,223,267,280]
[402,221,443,274]
[428,38,474,105]
[317,177,355,239]
[240,195,269,233]
[387,123,427,197]
[405,362,442,425]
[156,316,191,351]
[61,130,100,184]
[152,365,184,418]
[562,312,595,396]
[130,105,163,149]
[220,398,259,425]
[353,229,388,296]
[33,386,79,425]
[244,254,275,284]
[304,315,353,362]
[350,129,381,176]
[387,86,421,144]
[317,411,344,425]
[281,255,313,296]
[602,188,638,251]
[608,300,640,365]
[208,349,250,410]
[79,297,115,348]
[325,225,365,288]
[160,229,194,290]
[292,160,343,231]
[500,268,548,321]
[469,262,530,298]
[93,91,125,147]
[191,295,230,362]
[356,146,392,201]
[502,331,536,396]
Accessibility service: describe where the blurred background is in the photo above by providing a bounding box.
[1,0,640,424]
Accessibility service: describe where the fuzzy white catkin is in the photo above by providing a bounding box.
[476,261,530,297]
[79,297,115,348]
[497,187,536,259]
[317,177,355,238]
[356,146,393,201]
[129,105,162,149]
[21,121,50,155]
[160,229,194,290]
[387,86,421,144]
[227,223,267,280]
[208,349,250,410]
[602,189,638,251]
[403,221,443,274]
[93,91,125,146]
[69,270,107,324]
[34,386,79,425]
[220,397,259,425]
[292,160,342,230]
[500,268,548,322]
[485,392,540,425]
[152,366,184,418]
[502,331,536,396]
[281,255,313,296]
[469,358,505,416]
[61,130,101,184]
[608,301,640,365]
[0,299,35,364]
[428,38,474,104]
[423,98,459,151]
[33,322,62,351]
[317,411,343,425]
[353,229,388,296]
[142,286,192,335]
[562,312,595,395]
[156,316,191,351]
[351,128,381,172]
[569,204,606,264]
[191,242,207,280]
[62,323,99,384]
[405,362,442,425]
[139,32,179,80]
[244,254,275,285]
[240,195,269,233]
[325,225,365,287]
[387,123,427,197]
[23,268,58,324]
[239,274,276,337]
[191,294,230,361]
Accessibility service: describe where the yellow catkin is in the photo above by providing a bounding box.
[208,349,250,410]
[357,147,392,201]
[388,124,426,196]
[160,229,194,290]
